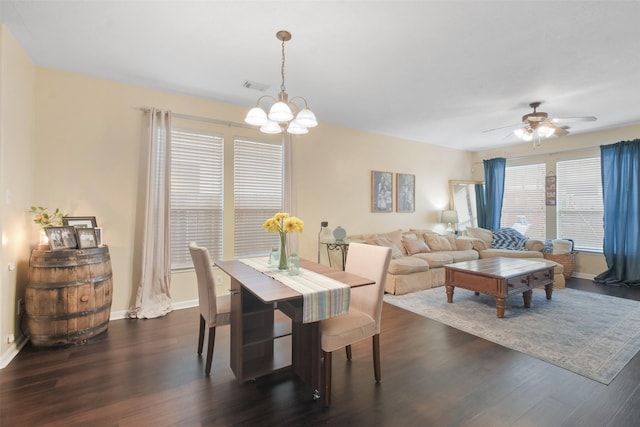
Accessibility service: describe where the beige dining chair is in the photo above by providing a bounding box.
[189,242,231,375]
[319,242,392,406]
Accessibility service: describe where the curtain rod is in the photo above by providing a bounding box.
[139,107,254,130]
[472,145,600,165]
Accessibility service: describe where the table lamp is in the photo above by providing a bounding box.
[441,210,459,234]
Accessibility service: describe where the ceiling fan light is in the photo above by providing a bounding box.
[245,107,268,126]
[514,128,526,138]
[268,101,294,122]
[260,120,283,134]
[537,125,555,138]
[295,108,318,128]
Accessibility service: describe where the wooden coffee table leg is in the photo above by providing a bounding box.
[496,297,506,318]
[445,285,455,303]
[544,283,553,300]
[523,290,532,308]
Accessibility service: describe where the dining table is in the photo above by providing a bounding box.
[214,258,374,402]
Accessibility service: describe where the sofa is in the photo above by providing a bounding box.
[464,226,566,289]
[347,229,479,295]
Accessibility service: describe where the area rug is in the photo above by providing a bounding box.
[384,287,640,384]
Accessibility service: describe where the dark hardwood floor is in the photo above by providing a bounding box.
[2,278,640,426]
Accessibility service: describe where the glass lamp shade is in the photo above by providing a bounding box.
[245,107,268,126]
[260,120,283,134]
[295,108,318,128]
[522,131,533,142]
[268,101,294,122]
[287,121,309,134]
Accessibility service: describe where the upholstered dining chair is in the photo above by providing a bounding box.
[188,242,231,376]
[319,242,392,407]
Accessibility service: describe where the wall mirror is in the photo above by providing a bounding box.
[449,180,484,231]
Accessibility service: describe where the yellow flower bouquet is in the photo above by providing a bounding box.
[263,212,304,270]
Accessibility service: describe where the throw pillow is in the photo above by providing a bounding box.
[402,238,431,255]
[422,233,453,251]
[491,228,527,250]
[454,238,474,251]
[374,236,404,259]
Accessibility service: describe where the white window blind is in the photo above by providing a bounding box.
[234,138,284,258]
[501,163,546,239]
[556,157,603,252]
[170,128,224,269]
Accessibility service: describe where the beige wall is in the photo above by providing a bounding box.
[29,66,471,319]
[471,123,640,278]
[0,25,36,361]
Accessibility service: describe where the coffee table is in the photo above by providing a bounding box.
[445,257,555,318]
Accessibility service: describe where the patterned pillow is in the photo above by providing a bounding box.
[402,238,431,255]
[491,228,528,250]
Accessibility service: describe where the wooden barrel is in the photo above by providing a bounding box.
[26,246,113,347]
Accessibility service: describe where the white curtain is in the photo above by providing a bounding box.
[127,108,173,319]
[283,133,296,213]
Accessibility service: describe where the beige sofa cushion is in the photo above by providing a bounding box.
[437,249,479,263]
[454,238,474,251]
[423,233,453,251]
[387,257,430,275]
[412,252,453,268]
[373,236,404,259]
[480,249,544,259]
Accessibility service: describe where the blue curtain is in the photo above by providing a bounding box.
[482,157,506,230]
[594,139,640,286]
[475,183,487,229]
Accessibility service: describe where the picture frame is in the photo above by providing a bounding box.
[76,227,98,249]
[94,227,103,246]
[45,226,78,250]
[396,173,415,212]
[371,171,393,212]
[63,216,97,228]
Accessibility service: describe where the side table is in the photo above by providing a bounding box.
[320,241,349,271]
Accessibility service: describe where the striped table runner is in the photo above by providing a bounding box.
[239,257,351,323]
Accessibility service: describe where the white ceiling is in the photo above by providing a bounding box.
[2,1,639,151]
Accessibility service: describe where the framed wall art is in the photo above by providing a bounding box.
[63,216,97,228]
[396,173,415,212]
[371,171,393,212]
[45,226,78,250]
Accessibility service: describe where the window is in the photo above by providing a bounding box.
[501,163,546,239]
[234,138,284,258]
[556,157,603,252]
[170,128,224,269]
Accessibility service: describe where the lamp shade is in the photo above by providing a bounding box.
[440,210,459,225]
[268,101,294,122]
[260,120,283,134]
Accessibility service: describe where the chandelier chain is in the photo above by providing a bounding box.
[280,38,286,93]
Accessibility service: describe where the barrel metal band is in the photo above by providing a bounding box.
[30,254,111,268]
[28,272,113,288]
[28,302,112,321]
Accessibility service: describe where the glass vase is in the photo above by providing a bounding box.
[278,232,288,270]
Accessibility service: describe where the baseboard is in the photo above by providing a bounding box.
[0,335,28,369]
[109,299,199,320]
[572,272,596,280]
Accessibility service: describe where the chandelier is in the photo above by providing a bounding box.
[244,30,317,135]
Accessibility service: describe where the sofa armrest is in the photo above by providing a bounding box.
[524,239,544,252]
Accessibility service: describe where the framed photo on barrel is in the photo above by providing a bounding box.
[371,171,393,212]
[45,226,78,250]
[76,227,98,249]
[63,216,97,228]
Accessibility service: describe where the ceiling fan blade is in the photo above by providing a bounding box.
[481,123,522,133]
[551,116,597,124]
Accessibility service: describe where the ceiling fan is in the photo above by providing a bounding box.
[483,102,597,143]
